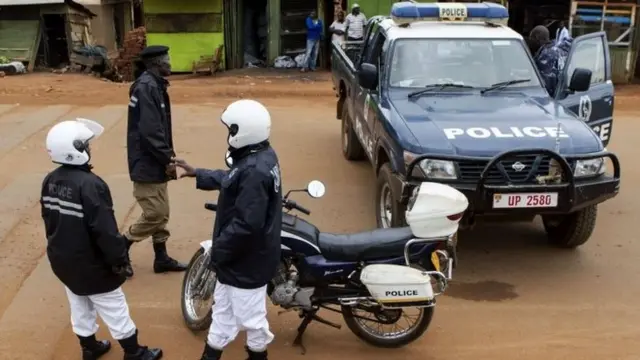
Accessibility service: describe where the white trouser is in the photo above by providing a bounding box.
[65,286,137,340]
[207,282,274,352]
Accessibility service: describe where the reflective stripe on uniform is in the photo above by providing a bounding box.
[42,196,84,218]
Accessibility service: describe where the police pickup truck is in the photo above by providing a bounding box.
[331,2,621,248]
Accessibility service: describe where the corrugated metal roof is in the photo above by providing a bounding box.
[0,0,64,5]
[0,0,95,16]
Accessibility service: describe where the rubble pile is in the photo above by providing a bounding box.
[114,27,147,82]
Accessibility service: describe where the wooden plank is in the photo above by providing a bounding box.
[28,20,42,72]
[0,20,39,61]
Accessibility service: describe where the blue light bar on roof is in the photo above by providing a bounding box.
[390,2,509,26]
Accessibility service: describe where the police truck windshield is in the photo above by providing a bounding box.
[389,38,541,89]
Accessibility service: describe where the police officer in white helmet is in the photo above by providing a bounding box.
[173,100,282,360]
[41,118,163,360]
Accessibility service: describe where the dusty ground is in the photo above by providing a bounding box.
[0,72,639,360]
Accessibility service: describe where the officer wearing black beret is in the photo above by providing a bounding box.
[123,45,187,277]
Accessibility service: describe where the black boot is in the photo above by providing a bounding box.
[124,238,134,278]
[245,347,268,360]
[200,343,223,360]
[118,330,163,360]
[152,242,187,273]
[77,334,111,360]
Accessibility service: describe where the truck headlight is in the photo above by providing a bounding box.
[420,159,457,179]
[574,157,605,177]
[404,152,457,179]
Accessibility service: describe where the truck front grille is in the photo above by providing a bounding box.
[457,155,552,184]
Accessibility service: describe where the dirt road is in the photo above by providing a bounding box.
[0,73,639,360]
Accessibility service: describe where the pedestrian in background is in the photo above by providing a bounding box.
[123,45,187,277]
[345,4,367,41]
[302,10,323,72]
[41,118,163,360]
[330,11,346,46]
[555,20,570,45]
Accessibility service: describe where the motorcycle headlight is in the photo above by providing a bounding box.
[574,157,605,177]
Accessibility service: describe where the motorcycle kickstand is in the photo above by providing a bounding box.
[312,314,342,330]
[292,310,316,355]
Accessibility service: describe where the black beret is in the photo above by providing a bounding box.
[139,45,169,59]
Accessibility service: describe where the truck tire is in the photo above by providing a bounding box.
[341,104,366,161]
[543,205,598,248]
[376,163,407,228]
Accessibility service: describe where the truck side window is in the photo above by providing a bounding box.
[356,22,378,66]
[566,37,607,85]
[369,33,388,89]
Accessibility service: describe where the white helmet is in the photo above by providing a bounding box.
[220,99,271,149]
[46,118,104,166]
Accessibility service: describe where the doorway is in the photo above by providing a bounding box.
[40,14,70,67]
[242,0,268,66]
[321,0,335,69]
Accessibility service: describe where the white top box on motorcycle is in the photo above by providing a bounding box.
[360,264,435,306]
[405,182,469,238]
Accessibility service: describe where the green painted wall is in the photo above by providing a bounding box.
[0,20,39,61]
[347,0,435,17]
[144,0,224,72]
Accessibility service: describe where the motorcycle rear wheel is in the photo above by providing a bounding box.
[181,247,215,332]
[341,304,434,347]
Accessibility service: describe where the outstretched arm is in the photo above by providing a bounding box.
[195,168,228,191]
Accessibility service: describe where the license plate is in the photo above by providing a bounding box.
[492,192,558,208]
[430,252,441,272]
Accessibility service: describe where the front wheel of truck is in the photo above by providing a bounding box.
[341,104,366,161]
[542,205,598,248]
[376,163,407,228]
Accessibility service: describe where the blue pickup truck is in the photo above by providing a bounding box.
[331,2,621,248]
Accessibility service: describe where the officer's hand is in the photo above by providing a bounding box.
[166,163,178,180]
[172,158,196,178]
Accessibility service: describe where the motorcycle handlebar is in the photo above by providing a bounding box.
[285,199,311,215]
[204,202,218,212]
[204,199,311,216]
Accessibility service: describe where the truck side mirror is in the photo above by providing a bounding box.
[357,62,378,90]
[568,68,592,92]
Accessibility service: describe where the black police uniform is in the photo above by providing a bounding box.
[196,142,282,288]
[127,45,174,184]
[194,142,282,360]
[41,164,163,360]
[124,45,185,276]
[42,165,127,296]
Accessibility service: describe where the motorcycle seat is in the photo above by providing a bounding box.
[318,227,414,262]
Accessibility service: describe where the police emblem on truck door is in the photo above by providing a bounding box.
[578,95,592,122]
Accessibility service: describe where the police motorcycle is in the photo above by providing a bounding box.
[181,152,468,352]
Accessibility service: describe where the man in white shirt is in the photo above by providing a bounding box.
[555,20,570,45]
[330,11,346,46]
[345,4,366,41]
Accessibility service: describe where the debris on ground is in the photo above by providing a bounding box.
[0,61,26,76]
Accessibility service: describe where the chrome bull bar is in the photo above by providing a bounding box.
[403,235,456,295]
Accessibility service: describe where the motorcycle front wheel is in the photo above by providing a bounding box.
[181,247,216,332]
[341,304,434,348]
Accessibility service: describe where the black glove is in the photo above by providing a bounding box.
[112,263,129,277]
